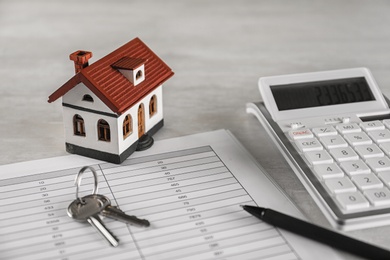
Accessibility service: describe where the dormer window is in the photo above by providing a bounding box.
[82,94,94,102]
[136,70,143,80]
[111,57,147,86]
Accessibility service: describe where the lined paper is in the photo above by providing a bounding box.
[0,130,341,260]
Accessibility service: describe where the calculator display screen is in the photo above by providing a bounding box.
[271,77,375,111]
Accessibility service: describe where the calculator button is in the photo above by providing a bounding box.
[304,150,333,165]
[379,143,390,156]
[320,135,348,149]
[382,119,390,129]
[378,171,390,187]
[364,188,390,206]
[351,174,383,190]
[312,126,337,137]
[354,144,384,159]
[343,132,372,146]
[336,192,370,210]
[366,157,390,173]
[313,163,344,180]
[336,123,361,134]
[360,121,385,131]
[368,129,390,143]
[294,138,323,152]
[324,177,357,194]
[288,128,313,140]
[329,147,359,162]
[340,160,371,176]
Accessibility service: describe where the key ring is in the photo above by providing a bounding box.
[74,166,99,204]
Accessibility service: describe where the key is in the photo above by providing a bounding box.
[68,194,119,247]
[95,194,150,227]
[102,205,150,227]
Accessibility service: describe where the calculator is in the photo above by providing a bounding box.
[247,68,390,230]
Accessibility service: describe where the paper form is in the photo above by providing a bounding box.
[0,130,342,260]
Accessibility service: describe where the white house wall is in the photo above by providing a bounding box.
[62,83,164,156]
[117,85,163,154]
[62,83,119,154]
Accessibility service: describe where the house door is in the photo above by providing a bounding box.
[138,104,145,137]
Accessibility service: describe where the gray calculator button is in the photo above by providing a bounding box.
[366,157,390,173]
[313,163,344,180]
[312,126,337,137]
[368,129,390,143]
[336,123,361,134]
[364,188,390,206]
[324,177,357,194]
[295,138,323,152]
[351,174,383,190]
[304,150,333,165]
[343,132,372,146]
[329,147,359,162]
[340,160,371,176]
[336,192,369,211]
[289,128,313,140]
[378,171,390,187]
[360,121,385,131]
[320,135,348,149]
[354,144,384,159]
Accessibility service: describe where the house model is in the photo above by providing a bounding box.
[48,38,174,164]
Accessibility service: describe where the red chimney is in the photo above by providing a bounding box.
[69,50,93,74]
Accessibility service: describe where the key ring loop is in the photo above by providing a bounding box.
[74,166,98,204]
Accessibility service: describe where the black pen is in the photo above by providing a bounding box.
[241,205,390,260]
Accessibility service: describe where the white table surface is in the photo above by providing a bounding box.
[1,0,390,259]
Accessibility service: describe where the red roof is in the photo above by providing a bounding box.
[48,38,174,115]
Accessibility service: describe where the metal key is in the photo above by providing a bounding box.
[68,194,120,247]
[95,194,150,227]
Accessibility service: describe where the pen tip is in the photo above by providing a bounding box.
[241,205,266,217]
[240,205,250,210]
[240,205,255,210]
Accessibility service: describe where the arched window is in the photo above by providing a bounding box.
[73,114,85,136]
[82,94,94,102]
[136,70,143,80]
[123,114,132,139]
[98,119,110,142]
[149,95,157,117]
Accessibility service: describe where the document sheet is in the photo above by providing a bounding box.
[0,130,341,260]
